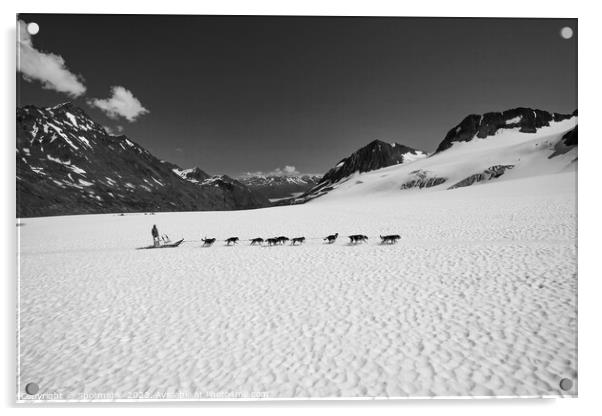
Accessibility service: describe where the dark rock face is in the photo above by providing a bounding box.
[320,139,425,185]
[400,170,446,190]
[562,125,578,147]
[549,125,578,159]
[448,165,514,190]
[238,175,322,200]
[436,108,577,153]
[16,103,269,217]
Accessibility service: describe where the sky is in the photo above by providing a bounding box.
[17,14,577,177]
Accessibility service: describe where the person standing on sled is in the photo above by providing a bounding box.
[152,224,160,247]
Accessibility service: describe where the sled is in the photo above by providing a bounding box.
[137,238,184,250]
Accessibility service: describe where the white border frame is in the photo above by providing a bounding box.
[3,0,601,414]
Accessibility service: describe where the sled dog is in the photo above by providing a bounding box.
[380,234,401,244]
[276,236,290,245]
[324,233,339,243]
[348,234,369,244]
[202,237,216,246]
[266,238,279,246]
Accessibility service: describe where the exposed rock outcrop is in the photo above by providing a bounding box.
[448,165,514,190]
[549,125,578,159]
[400,170,447,190]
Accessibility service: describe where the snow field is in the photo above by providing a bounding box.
[18,171,577,399]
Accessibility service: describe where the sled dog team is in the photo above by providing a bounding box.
[200,233,401,246]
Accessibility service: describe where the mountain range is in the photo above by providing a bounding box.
[16,104,577,217]
[296,107,577,202]
[16,103,270,217]
[237,175,322,201]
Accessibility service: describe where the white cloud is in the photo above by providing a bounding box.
[17,20,86,97]
[103,125,124,136]
[244,165,301,177]
[278,165,300,175]
[88,86,149,122]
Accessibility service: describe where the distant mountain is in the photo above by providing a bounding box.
[16,103,270,217]
[285,140,427,204]
[436,107,577,153]
[237,174,322,200]
[177,171,272,209]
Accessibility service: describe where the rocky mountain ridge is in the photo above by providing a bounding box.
[16,103,270,217]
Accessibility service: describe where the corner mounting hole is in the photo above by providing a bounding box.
[26,22,40,35]
[25,382,39,395]
[560,26,573,40]
[559,378,573,391]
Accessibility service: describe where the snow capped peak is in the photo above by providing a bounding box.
[288,139,427,204]
[237,174,322,201]
[238,174,322,187]
[319,140,426,185]
[17,103,270,216]
[18,102,110,152]
[436,107,577,153]
[173,166,212,183]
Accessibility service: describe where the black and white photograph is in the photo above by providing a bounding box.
[16,13,577,401]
